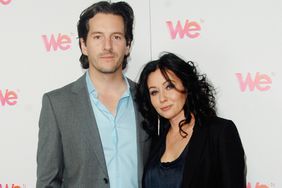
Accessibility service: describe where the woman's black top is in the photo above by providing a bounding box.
[143,140,190,188]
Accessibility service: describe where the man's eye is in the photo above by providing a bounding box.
[93,35,101,39]
[113,35,122,40]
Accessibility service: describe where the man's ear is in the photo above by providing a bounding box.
[80,38,88,56]
[125,44,130,56]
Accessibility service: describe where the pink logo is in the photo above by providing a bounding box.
[0,184,26,188]
[0,89,18,106]
[247,182,270,188]
[42,33,72,52]
[0,0,12,5]
[166,19,201,39]
[236,72,272,92]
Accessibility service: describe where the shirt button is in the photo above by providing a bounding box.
[103,178,109,184]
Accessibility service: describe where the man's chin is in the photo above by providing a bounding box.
[98,67,120,74]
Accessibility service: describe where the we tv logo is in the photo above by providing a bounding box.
[0,0,12,5]
[166,19,202,39]
[247,181,273,188]
[0,184,26,188]
[42,33,75,52]
[236,72,272,92]
[0,89,18,106]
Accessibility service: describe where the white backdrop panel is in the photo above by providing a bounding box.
[1,0,281,187]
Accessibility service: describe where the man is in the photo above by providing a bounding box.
[36,1,150,187]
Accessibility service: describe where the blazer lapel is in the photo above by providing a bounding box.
[69,76,150,183]
[71,74,108,175]
[182,122,209,186]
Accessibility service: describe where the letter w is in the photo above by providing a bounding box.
[236,73,256,92]
[42,34,60,52]
[166,20,189,39]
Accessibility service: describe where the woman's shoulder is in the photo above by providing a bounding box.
[202,116,238,134]
[208,116,235,126]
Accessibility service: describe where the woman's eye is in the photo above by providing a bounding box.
[150,90,158,96]
[166,83,175,90]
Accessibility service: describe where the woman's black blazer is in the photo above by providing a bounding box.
[143,117,246,188]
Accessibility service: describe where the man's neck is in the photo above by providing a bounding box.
[88,69,128,115]
[89,69,126,93]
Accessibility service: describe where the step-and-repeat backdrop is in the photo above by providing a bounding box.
[1,0,281,187]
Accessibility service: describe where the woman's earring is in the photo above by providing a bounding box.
[158,116,160,136]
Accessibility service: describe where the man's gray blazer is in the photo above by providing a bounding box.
[36,74,150,188]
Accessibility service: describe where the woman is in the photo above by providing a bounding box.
[136,52,246,188]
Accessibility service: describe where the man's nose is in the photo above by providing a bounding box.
[104,37,113,51]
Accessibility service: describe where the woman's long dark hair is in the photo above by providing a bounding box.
[136,52,217,138]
